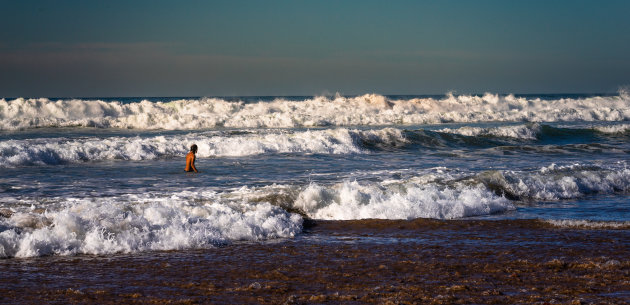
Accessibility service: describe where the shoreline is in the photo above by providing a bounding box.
[1,219,629,304]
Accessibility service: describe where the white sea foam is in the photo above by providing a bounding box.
[545,219,630,229]
[2,161,628,257]
[0,128,405,167]
[0,191,302,258]
[478,163,630,200]
[594,124,630,134]
[2,93,629,130]
[237,164,629,221]
[436,124,541,140]
[292,179,513,220]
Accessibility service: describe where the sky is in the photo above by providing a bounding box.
[1,0,629,97]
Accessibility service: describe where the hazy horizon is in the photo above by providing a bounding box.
[2,0,629,97]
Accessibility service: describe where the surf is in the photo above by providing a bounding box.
[2,92,629,131]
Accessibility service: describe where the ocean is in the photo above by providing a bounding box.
[1,93,629,303]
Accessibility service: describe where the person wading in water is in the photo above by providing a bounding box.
[185,144,198,173]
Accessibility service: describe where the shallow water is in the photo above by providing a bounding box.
[1,219,629,304]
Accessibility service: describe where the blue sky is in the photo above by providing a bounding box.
[1,0,629,97]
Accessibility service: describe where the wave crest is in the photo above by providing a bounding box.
[2,93,629,130]
[437,124,541,140]
[477,163,630,201]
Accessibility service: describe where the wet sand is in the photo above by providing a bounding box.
[1,219,629,304]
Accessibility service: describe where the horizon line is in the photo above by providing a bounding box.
[1,91,620,100]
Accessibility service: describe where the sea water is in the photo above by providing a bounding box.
[1,93,629,258]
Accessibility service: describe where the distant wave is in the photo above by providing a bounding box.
[436,124,542,140]
[594,123,630,134]
[3,124,629,167]
[0,128,405,167]
[2,92,629,130]
[424,123,629,152]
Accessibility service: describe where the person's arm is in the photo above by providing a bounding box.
[191,155,198,172]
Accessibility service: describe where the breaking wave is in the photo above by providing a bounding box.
[1,162,628,257]
[0,191,302,258]
[292,180,513,220]
[0,128,406,167]
[594,123,630,134]
[288,162,630,220]
[2,93,629,130]
[476,163,630,201]
[436,124,542,140]
[3,122,629,167]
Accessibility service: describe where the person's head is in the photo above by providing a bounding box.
[190,144,198,154]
